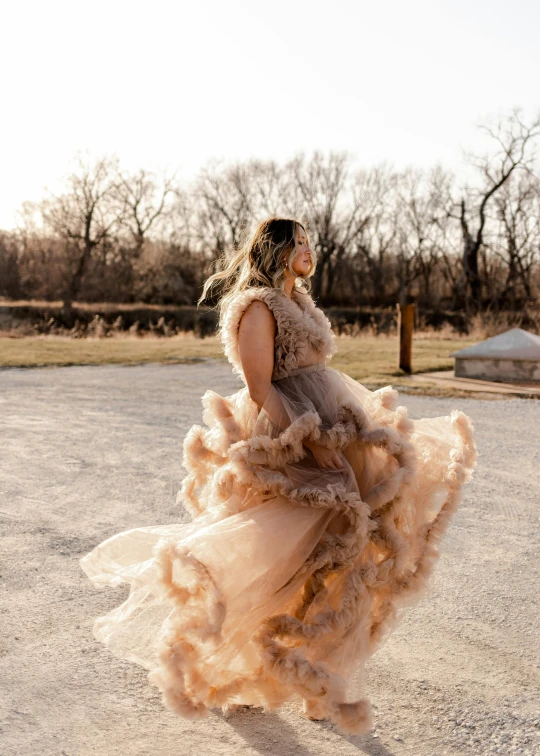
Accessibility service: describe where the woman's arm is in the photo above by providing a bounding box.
[238,300,276,408]
[238,300,344,470]
[238,301,291,431]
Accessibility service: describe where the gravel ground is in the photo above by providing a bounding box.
[1,361,539,756]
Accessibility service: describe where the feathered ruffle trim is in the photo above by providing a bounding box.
[147,531,375,734]
[156,379,477,734]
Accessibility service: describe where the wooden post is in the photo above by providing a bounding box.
[397,303,415,373]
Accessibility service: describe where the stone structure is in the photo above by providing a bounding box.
[451,328,540,383]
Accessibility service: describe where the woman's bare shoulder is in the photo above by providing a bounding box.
[239,299,276,332]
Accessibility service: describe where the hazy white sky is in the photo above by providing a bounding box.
[1,0,539,230]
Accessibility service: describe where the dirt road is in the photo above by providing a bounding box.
[1,362,539,755]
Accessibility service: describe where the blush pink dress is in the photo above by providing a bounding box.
[80,285,477,734]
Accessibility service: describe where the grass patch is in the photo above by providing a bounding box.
[0,333,224,369]
[330,334,474,385]
[0,333,474,386]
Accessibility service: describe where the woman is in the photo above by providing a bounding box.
[80,217,477,734]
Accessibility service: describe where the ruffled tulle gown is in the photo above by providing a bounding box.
[80,285,477,734]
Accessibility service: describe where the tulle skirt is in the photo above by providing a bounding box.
[80,363,477,734]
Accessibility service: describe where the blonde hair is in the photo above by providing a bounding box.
[198,216,316,317]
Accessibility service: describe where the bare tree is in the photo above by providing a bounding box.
[492,172,540,305]
[289,151,351,299]
[114,168,177,251]
[397,165,455,305]
[451,109,540,310]
[40,153,121,307]
[249,158,294,217]
[0,231,22,298]
[193,160,256,259]
[347,165,399,305]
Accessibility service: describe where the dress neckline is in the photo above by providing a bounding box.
[282,287,308,314]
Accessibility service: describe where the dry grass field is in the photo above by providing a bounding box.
[0,333,476,390]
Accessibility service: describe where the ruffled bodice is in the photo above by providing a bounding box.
[219,285,337,381]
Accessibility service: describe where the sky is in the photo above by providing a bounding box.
[1,0,539,230]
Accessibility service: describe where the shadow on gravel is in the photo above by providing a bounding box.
[221,707,397,756]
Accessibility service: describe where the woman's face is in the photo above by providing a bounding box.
[289,225,313,277]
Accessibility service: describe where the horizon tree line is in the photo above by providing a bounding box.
[1,108,540,316]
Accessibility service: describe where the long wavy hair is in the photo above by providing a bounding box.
[198,217,316,318]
